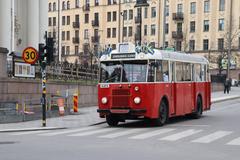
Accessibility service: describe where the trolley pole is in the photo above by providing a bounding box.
[41,58,47,127]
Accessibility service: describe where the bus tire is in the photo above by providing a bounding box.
[192,96,203,119]
[154,100,168,126]
[106,115,119,126]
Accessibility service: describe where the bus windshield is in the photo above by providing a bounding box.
[100,60,148,83]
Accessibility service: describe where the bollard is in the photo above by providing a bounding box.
[73,95,78,113]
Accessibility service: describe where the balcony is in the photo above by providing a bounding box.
[91,36,100,43]
[135,16,141,24]
[172,31,183,39]
[172,12,184,21]
[72,37,80,44]
[91,20,99,27]
[72,22,80,28]
[83,4,90,11]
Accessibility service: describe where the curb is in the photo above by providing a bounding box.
[212,95,240,104]
[0,127,67,133]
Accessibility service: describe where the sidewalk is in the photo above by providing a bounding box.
[1,87,240,132]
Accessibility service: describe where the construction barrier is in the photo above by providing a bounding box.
[57,98,65,116]
[73,95,78,113]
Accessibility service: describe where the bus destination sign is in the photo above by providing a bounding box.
[111,53,136,59]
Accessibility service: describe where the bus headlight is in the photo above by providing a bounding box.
[101,97,108,104]
[134,97,141,104]
[134,86,139,92]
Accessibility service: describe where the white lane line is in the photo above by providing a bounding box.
[129,128,176,140]
[159,129,202,141]
[38,127,98,136]
[227,137,240,146]
[10,130,49,136]
[68,128,118,137]
[99,129,145,139]
[192,131,232,143]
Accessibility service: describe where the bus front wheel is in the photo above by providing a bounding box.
[192,97,203,119]
[154,100,168,126]
[106,115,119,126]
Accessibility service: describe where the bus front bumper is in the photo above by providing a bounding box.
[97,108,146,116]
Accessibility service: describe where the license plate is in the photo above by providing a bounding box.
[110,109,130,114]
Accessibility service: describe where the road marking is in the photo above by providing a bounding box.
[129,128,175,140]
[68,128,118,137]
[227,137,240,146]
[159,129,202,141]
[99,129,145,139]
[10,130,49,136]
[38,126,98,136]
[192,131,232,143]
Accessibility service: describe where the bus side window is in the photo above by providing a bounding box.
[156,60,163,81]
[176,62,183,82]
[183,63,191,81]
[162,60,169,82]
[195,64,201,82]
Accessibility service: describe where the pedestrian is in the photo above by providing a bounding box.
[224,78,230,94]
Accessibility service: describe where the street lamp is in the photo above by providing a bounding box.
[134,0,149,45]
[120,12,125,43]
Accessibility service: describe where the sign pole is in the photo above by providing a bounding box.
[41,58,47,127]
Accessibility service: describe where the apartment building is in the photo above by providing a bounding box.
[48,0,240,69]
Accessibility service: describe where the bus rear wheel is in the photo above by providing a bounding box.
[106,115,119,126]
[154,100,168,126]
[191,97,203,119]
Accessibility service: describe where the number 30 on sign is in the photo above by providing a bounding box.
[22,47,39,64]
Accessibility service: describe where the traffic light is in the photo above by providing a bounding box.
[46,38,54,65]
[39,43,45,62]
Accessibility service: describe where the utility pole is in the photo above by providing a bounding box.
[162,0,167,48]
[227,0,233,79]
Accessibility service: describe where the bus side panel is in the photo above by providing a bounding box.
[205,82,211,110]
[184,82,193,114]
[175,83,184,116]
[194,82,206,110]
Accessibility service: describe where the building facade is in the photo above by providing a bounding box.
[48,0,240,69]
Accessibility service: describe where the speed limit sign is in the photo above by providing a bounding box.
[22,47,39,64]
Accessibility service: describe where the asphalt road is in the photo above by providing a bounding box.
[1,99,240,160]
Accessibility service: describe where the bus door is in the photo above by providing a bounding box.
[175,62,184,115]
[183,63,193,114]
[170,61,176,115]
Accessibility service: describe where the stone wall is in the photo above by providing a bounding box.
[0,79,98,107]
[0,47,8,78]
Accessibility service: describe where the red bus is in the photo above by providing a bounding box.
[97,43,211,126]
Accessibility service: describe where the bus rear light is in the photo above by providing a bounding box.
[134,97,141,104]
[101,97,108,104]
[134,86,139,91]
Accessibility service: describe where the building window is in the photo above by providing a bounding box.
[48,3,52,12]
[53,32,56,39]
[165,24,169,34]
[62,16,66,25]
[84,14,89,23]
[75,14,79,22]
[67,1,70,9]
[176,41,182,51]
[219,18,224,31]
[128,26,132,37]
[218,38,224,50]
[204,0,210,13]
[66,46,70,55]
[203,39,209,50]
[95,0,99,6]
[189,40,195,51]
[123,27,127,37]
[144,7,148,18]
[112,28,116,38]
[62,1,66,10]
[108,0,111,5]
[67,16,70,25]
[62,31,65,41]
[75,46,79,55]
[151,7,156,18]
[144,25,147,36]
[151,24,156,35]
[107,12,111,22]
[129,10,133,20]
[75,0,80,8]
[166,5,169,16]
[67,31,70,40]
[53,17,56,26]
[62,46,65,55]
[48,17,52,26]
[113,0,117,4]
[190,2,196,14]
[75,30,79,38]
[84,29,89,39]
[53,2,56,11]
[177,4,183,13]
[123,10,127,20]
[203,20,209,32]
[239,37,240,49]
[190,21,195,32]
[107,28,111,38]
[113,11,117,21]
[219,0,225,11]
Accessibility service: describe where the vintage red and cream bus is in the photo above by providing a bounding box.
[97,43,211,126]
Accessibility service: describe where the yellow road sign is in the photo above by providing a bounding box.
[22,47,39,64]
